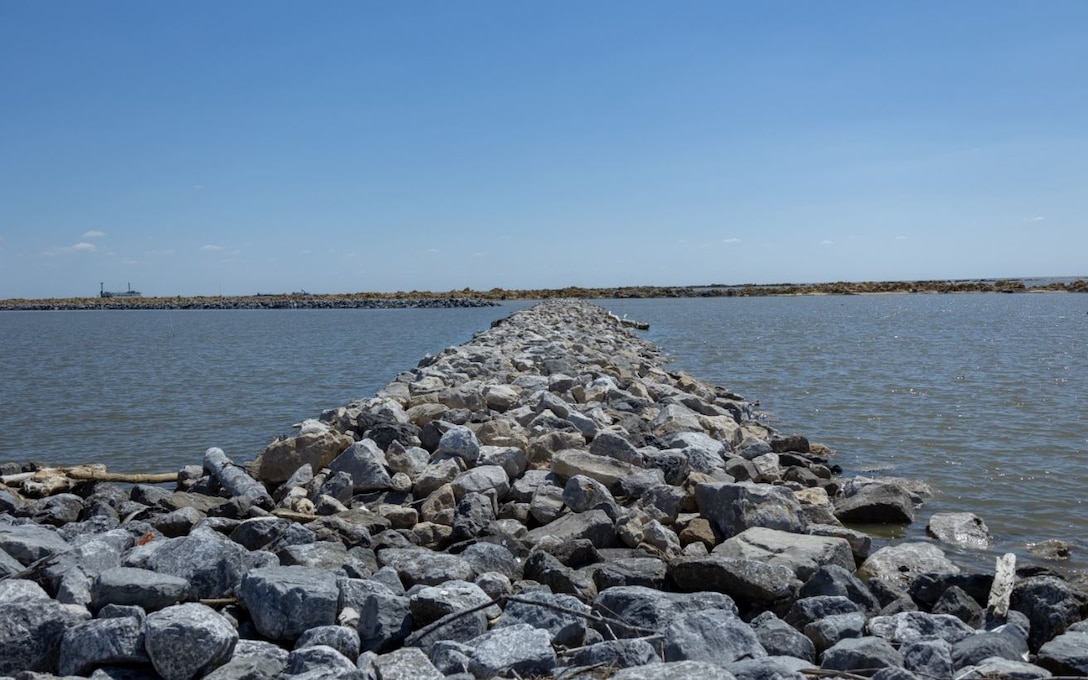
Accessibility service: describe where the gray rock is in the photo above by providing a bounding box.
[609,660,737,680]
[459,542,522,582]
[330,439,394,492]
[1037,630,1088,675]
[437,425,481,464]
[868,611,977,646]
[932,584,984,627]
[522,550,597,600]
[450,465,509,501]
[951,627,1030,669]
[495,590,589,647]
[806,523,872,563]
[589,429,644,465]
[285,644,359,677]
[712,527,853,580]
[295,626,360,662]
[926,512,992,550]
[524,509,618,549]
[278,541,350,569]
[901,639,953,679]
[477,446,528,481]
[409,580,499,627]
[153,506,206,537]
[91,567,189,613]
[751,613,815,663]
[371,647,443,680]
[57,565,94,607]
[202,655,285,680]
[1011,575,1086,651]
[803,612,866,654]
[799,564,881,615]
[821,636,904,673]
[403,607,489,655]
[956,657,1054,679]
[551,449,639,488]
[591,556,667,590]
[727,656,816,680]
[0,546,23,578]
[413,458,463,497]
[668,556,799,606]
[465,623,557,679]
[145,533,249,600]
[529,482,567,524]
[784,596,859,630]
[834,482,915,524]
[233,638,291,665]
[565,638,660,670]
[238,566,339,642]
[0,523,71,565]
[593,585,737,638]
[58,616,148,676]
[378,547,475,587]
[563,474,618,514]
[0,593,90,674]
[664,608,766,665]
[695,483,806,537]
[358,587,412,653]
[144,603,237,680]
[857,542,959,591]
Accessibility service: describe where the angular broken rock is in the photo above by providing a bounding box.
[927,512,992,550]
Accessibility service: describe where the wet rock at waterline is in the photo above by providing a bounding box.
[2,300,1087,679]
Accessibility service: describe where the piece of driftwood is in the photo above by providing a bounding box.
[203,447,273,510]
[3,465,179,498]
[986,552,1017,620]
[271,508,320,523]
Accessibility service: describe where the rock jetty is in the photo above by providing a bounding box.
[2,300,1087,679]
[0,295,496,312]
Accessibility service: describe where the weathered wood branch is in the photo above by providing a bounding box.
[203,447,273,510]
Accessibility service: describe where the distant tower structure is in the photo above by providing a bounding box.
[100,282,142,298]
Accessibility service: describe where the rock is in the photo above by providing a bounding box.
[932,584,984,626]
[495,590,589,647]
[459,542,522,582]
[751,612,815,663]
[552,449,639,489]
[403,606,489,654]
[950,626,1029,669]
[450,465,509,501]
[522,550,597,600]
[926,512,992,550]
[565,638,660,671]
[0,589,90,674]
[1037,630,1088,675]
[329,439,393,492]
[695,482,806,537]
[410,580,499,627]
[1028,539,1074,561]
[143,603,238,680]
[592,586,737,638]
[202,655,285,680]
[524,509,618,549]
[249,421,353,485]
[372,647,443,680]
[821,636,904,673]
[806,523,871,563]
[857,542,959,591]
[414,458,464,497]
[378,547,475,587]
[834,482,915,524]
[144,533,250,600]
[0,523,71,565]
[58,616,148,676]
[436,425,481,464]
[592,556,667,590]
[712,526,853,580]
[956,657,1054,679]
[783,596,859,630]
[609,660,738,680]
[562,474,618,514]
[804,612,866,654]
[668,556,798,607]
[358,587,412,653]
[91,567,189,613]
[238,566,339,642]
[1011,575,1086,650]
[799,564,880,615]
[465,623,557,679]
[589,429,644,465]
[664,608,765,664]
[295,625,360,661]
[867,611,977,646]
[901,639,953,679]
[284,644,358,676]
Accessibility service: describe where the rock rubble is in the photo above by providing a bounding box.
[2,300,1086,679]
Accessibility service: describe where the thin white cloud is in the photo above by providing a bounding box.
[201,244,223,252]
[1030,216,1045,222]
[71,242,97,252]
[82,230,106,239]
[820,240,835,246]
[895,235,908,240]
[722,238,742,244]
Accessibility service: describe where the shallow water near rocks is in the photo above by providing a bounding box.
[2,293,1086,574]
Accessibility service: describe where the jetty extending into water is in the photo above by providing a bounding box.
[1,301,1086,677]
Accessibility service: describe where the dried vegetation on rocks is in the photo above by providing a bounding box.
[2,301,1087,679]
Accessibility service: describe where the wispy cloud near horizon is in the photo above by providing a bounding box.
[71,242,97,252]
[82,230,106,238]
[201,245,223,252]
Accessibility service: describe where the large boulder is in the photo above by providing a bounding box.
[144,533,251,600]
[712,526,853,580]
[1011,575,1088,651]
[668,555,799,607]
[1037,630,1088,675]
[144,603,238,680]
[0,581,91,674]
[834,482,915,524]
[592,585,737,638]
[695,482,806,537]
[552,449,640,488]
[248,419,353,485]
[91,567,190,612]
[857,542,959,591]
[237,566,339,642]
[58,616,148,676]
[328,439,394,492]
[926,512,992,550]
[663,608,766,665]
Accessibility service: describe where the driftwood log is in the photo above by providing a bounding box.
[1,465,179,498]
[203,447,274,510]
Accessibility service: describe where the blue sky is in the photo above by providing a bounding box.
[2,2,1085,298]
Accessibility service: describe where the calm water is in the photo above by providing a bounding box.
[2,294,1086,572]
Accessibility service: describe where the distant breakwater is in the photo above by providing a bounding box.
[3,300,1086,677]
[3,277,1086,310]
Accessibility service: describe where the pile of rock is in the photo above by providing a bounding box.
[2,300,1087,679]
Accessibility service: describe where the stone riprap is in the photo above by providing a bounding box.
[1,300,1086,679]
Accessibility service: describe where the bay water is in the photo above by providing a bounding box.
[2,293,1085,572]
